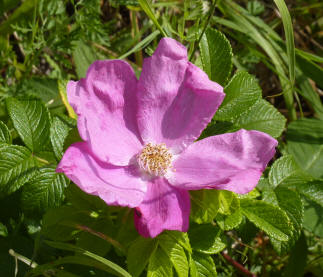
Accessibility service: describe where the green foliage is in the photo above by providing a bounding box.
[199,28,233,86]
[286,118,323,178]
[21,166,69,216]
[240,198,292,241]
[1,0,322,276]
[6,98,51,152]
[0,120,11,144]
[0,144,36,196]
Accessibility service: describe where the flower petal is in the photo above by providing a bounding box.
[57,142,147,207]
[67,60,142,166]
[134,178,190,238]
[137,38,224,153]
[169,129,277,194]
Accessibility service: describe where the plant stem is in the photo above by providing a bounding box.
[189,0,217,61]
[130,10,143,67]
[221,252,256,277]
[75,224,126,255]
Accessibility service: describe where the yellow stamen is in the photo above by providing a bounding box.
[138,143,172,176]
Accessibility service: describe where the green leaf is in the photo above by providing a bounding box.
[127,237,157,277]
[215,209,242,231]
[286,118,323,178]
[6,98,51,152]
[147,246,173,277]
[297,181,323,207]
[190,252,217,277]
[159,233,189,277]
[73,41,98,79]
[21,167,69,216]
[303,198,323,237]
[233,99,286,138]
[268,155,313,187]
[165,231,192,253]
[215,71,261,121]
[0,144,36,196]
[267,187,303,254]
[240,199,291,241]
[50,115,76,160]
[217,190,238,215]
[199,28,232,85]
[189,225,225,255]
[44,240,132,277]
[190,190,220,223]
[0,120,11,144]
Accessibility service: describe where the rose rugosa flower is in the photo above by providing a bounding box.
[57,38,277,238]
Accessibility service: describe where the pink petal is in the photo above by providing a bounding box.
[169,129,277,194]
[57,142,147,207]
[137,38,224,153]
[67,60,142,166]
[134,178,190,238]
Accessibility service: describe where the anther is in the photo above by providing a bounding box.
[138,143,172,176]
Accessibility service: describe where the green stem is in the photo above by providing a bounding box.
[130,10,143,67]
[189,0,217,61]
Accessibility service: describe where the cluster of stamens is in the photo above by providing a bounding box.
[138,143,173,176]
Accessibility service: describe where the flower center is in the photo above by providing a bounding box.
[138,143,172,176]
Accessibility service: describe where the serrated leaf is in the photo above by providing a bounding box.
[297,180,323,207]
[21,167,69,216]
[0,120,11,144]
[189,225,225,254]
[267,187,303,254]
[215,71,261,121]
[233,99,286,138]
[50,115,76,160]
[240,199,291,241]
[286,118,323,178]
[6,98,51,152]
[215,209,242,231]
[147,247,173,277]
[190,252,217,277]
[127,237,157,277]
[0,144,36,196]
[199,28,232,85]
[159,233,189,277]
[268,155,313,187]
[215,191,243,230]
[190,190,220,223]
[165,231,192,253]
[218,190,238,215]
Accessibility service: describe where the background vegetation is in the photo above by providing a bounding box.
[0,0,322,276]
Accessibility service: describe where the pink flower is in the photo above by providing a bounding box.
[57,38,277,238]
